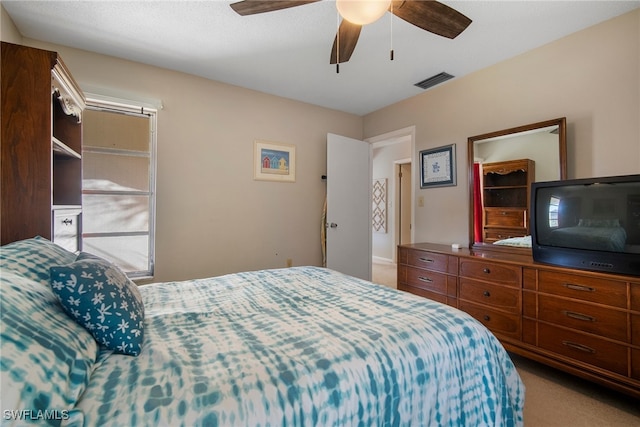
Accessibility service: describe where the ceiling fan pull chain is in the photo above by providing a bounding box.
[390,2,394,61]
[336,11,340,73]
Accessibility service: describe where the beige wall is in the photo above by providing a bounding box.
[475,131,561,182]
[3,6,639,278]
[1,5,21,43]
[2,6,363,282]
[363,9,640,247]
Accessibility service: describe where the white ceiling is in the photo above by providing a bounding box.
[4,1,639,116]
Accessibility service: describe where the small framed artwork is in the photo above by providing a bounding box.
[254,140,296,182]
[419,144,456,188]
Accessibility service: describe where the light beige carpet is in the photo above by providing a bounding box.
[371,259,398,289]
[371,261,640,426]
[512,353,639,426]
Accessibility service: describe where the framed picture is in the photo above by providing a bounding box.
[419,144,456,188]
[254,140,296,182]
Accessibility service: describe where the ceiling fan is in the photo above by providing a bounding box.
[229,0,472,65]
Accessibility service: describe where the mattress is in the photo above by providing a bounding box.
[70,266,524,426]
[549,225,627,252]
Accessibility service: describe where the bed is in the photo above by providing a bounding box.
[547,219,627,252]
[493,235,532,248]
[1,237,524,426]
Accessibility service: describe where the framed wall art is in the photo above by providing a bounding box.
[419,144,456,188]
[254,140,296,182]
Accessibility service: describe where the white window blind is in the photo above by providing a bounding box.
[82,97,158,278]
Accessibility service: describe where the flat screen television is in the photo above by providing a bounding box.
[530,174,640,276]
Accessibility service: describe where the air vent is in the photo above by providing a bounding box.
[414,72,454,90]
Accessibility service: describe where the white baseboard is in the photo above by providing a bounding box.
[372,256,394,264]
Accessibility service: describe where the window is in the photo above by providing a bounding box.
[548,196,560,228]
[82,98,157,278]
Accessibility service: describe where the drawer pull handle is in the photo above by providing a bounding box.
[419,257,434,263]
[483,290,491,297]
[483,315,491,321]
[563,310,596,322]
[418,276,433,283]
[62,218,73,225]
[562,340,595,354]
[563,283,595,292]
[483,268,490,274]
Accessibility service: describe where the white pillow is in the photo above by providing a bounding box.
[0,271,99,419]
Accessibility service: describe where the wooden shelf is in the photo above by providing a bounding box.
[53,136,81,159]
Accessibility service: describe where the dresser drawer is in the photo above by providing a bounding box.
[459,278,520,314]
[52,208,81,253]
[398,284,450,306]
[538,271,627,308]
[484,208,525,228]
[484,228,527,242]
[402,266,456,297]
[537,323,628,375]
[459,259,521,287]
[406,250,455,274]
[458,301,520,339]
[538,295,628,342]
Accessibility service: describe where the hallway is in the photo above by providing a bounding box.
[371,259,397,288]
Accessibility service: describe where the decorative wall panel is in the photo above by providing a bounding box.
[373,178,387,233]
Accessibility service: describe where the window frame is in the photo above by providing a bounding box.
[82,96,158,279]
[548,195,560,228]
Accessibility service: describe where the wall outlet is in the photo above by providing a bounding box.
[286,258,293,267]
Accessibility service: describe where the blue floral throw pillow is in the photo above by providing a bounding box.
[49,253,145,356]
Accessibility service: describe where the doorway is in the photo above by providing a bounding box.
[370,126,415,273]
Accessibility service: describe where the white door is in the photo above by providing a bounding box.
[326,133,372,280]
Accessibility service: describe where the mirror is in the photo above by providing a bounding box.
[467,117,567,253]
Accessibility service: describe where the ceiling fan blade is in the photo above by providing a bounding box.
[391,0,471,39]
[330,20,362,64]
[230,0,320,16]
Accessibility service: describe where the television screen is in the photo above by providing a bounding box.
[531,174,640,276]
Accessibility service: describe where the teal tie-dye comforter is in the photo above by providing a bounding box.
[70,267,524,426]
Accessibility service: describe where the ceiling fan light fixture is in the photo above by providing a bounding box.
[336,0,391,25]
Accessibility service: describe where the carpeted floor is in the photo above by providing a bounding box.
[371,260,640,426]
[371,259,398,289]
[512,353,639,426]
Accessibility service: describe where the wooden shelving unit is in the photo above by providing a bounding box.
[1,42,85,250]
[481,159,535,243]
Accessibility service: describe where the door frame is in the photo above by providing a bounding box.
[368,126,416,263]
[395,159,412,257]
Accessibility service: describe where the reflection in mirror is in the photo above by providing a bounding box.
[467,118,567,253]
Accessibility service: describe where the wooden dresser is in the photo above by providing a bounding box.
[398,242,640,398]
